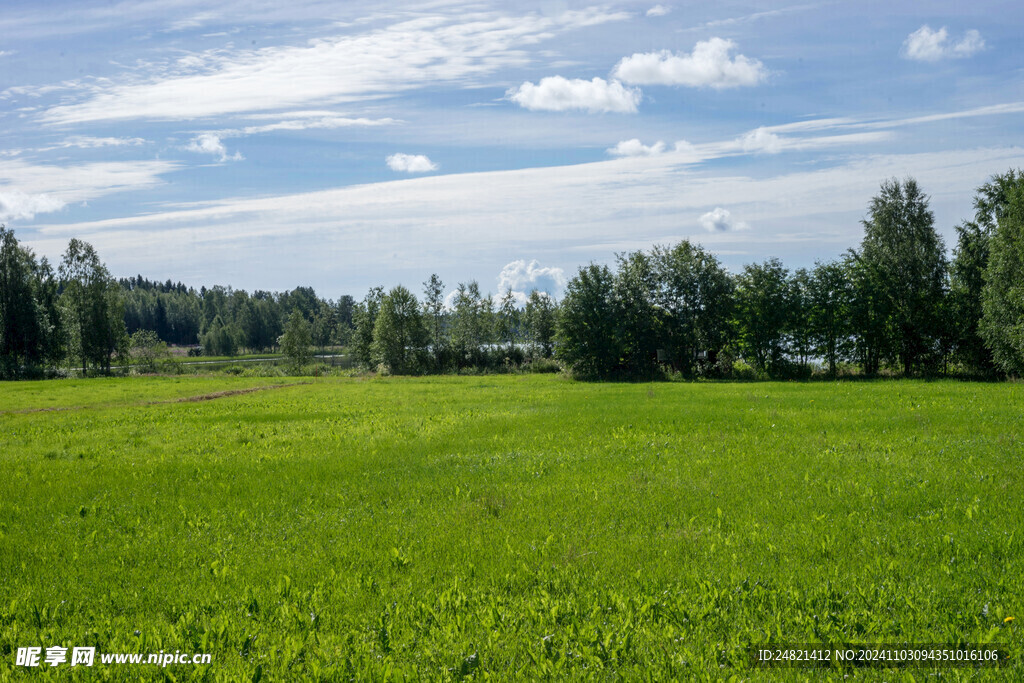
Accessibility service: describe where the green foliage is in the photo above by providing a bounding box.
[0,376,1021,679]
[58,238,127,375]
[952,169,1023,375]
[449,281,494,369]
[651,241,733,377]
[857,177,948,375]
[371,285,428,374]
[807,260,855,375]
[0,226,62,377]
[200,314,241,356]
[732,258,791,373]
[980,173,1024,375]
[613,250,661,377]
[523,289,557,359]
[495,288,519,353]
[128,329,171,374]
[280,309,313,370]
[422,274,447,370]
[352,287,384,368]
[556,264,620,378]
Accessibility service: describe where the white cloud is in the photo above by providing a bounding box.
[507,76,641,113]
[0,158,175,222]
[0,191,65,221]
[613,38,768,88]
[46,136,147,150]
[164,11,220,33]
[239,115,397,135]
[39,8,630,124]
[646,5,671,17]
[699,207,747,232]
[607,139,666,157]
[186,133,242,162]
[24,143,1023,293]
[738,127,784,154]
[902,25,984,61]
[497,259,565,297]
[386,153,438,173]
[953,30,985,57]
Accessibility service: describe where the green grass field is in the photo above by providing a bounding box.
[1,375,1021,680]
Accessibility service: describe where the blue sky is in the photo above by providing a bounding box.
[2,0,1022,301]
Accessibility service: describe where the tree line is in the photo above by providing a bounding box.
[2,170,1023,379]
[553,172,1024,379]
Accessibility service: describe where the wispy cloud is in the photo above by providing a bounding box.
[696,3,821,29]
[237,114,397,134]
[38,8,629,124]
[613,38,768,89]
[646,5,671,17]
[27,143,1022,293]
[902,25,984,62]
[386,153,438,173]
[38,136,147,151]
[0,158,177,222]
[507,76,641,113]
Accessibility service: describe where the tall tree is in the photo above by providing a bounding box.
[733,258,791,373]
[280,308,312,370]
[980,173,1024,375]
[523,290,557,359]
[652,241,733,376]
[788,268,814,366]
[807,260,854,375]
[0,227,60,376]
[496,288,519,355]
[613,250,661,376]
[556,264,620,378]
[857,177,947,375]
[371,285,428,374]
[58,239,126,375]
[949,170,1022,374]
[352,287,383,368]
[449,281,491,368]
[422,274,447,370]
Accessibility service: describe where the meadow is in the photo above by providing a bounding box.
[0,374,1021,680]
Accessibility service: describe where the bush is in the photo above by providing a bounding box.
[519,357,561,374]
[241,363,285,378]
[731,359,761,380]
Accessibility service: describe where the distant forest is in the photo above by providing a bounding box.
[1,170,1023,380]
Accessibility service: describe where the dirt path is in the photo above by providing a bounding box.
[2,382,310,415]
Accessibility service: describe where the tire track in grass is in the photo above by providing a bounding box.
[1,381,311,415]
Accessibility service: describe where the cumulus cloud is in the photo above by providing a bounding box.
[738,127,784,153]
[646,5,671,17]
[386,153,438,173]
[186,133,242,162]
[497,259,565,297]
[902,25,984,61]
[507,76,641,113]
[607,138,666,157]
[0,191,65,221]
[699,207,747,232]
[612,38,768,88]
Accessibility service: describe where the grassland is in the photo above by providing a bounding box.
[1,375,1021,680]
